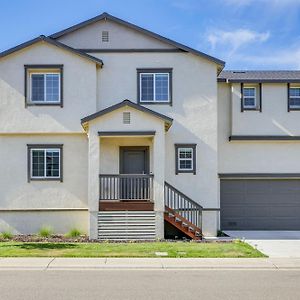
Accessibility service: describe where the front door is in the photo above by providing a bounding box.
[120,147,149,174]
[120,147,149,199]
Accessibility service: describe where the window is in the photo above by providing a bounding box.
[243,87,256,109]
[289,87,300,109]
[175,144,196,175]
[25,65,63,107]
[102,31,109,42]
[27,145,63,182]
[137,68,172,104]
[31,73,60,102]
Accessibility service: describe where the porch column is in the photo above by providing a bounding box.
[88,129,100,239]
[153,129,165,239]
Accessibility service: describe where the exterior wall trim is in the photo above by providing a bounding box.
[78,48,185,53]
[27,144,63,182]
[229,135,300,141]
[0,208,88,212]
[219,173,300,179]
[98,131,156,136]
[217,79,300,83]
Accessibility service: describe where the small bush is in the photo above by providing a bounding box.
[66,228,82,238]
[1,231,13,239]
[38,226,53,238]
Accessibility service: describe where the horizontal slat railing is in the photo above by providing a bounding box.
[99,174,154,201]
[164,181,203,228]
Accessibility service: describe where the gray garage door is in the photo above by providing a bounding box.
[221,179,300,230]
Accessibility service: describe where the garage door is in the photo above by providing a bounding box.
[221,179,300,230]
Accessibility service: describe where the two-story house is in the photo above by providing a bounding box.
[0,12,299,240]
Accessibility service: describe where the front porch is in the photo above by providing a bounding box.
[99,174,154,211]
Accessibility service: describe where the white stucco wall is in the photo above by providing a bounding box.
[0,210,88,235]
[0,41,97,133]
[57,19,174,49]
[218,82,300,173]
[231,83,300,135]
[0,134,88,209]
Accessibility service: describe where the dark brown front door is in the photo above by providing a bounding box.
[120,147,149,174]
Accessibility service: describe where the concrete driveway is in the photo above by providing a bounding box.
[225,231,300,258]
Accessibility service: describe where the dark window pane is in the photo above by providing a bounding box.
[31,150,45,177]
[155,74,169,101]
[290,88,300,97]
[46,74,60,102]
[46,150,60,177]
[31,74,45,101]
[179,160,192,170]
[141,74,154,101]
[244,97,255,107]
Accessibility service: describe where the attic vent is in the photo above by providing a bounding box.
[102,31,109,42]
[123,112,131,124]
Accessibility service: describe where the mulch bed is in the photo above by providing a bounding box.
[0,235,233,243]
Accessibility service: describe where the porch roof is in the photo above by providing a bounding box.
[81,99,173,131]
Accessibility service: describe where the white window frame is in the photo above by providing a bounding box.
[178,147,193,171]
[30,72,61,103]
[139,72,170,103]
[289,87,300,109]
[30,148,61,179]
[243,86,256,109]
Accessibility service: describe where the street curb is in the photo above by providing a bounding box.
[0,258,300,270]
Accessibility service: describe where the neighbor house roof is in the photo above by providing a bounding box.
[0,35,103,66]
[50,12,225,68]
[218,70,300,83]
[81,99,173,130]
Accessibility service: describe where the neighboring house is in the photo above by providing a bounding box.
[0,13,299,240]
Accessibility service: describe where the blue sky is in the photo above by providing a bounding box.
[1,0,300,69]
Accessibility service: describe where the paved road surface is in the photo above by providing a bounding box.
[1,269,300,300]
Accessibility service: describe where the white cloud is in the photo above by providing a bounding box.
[207,29,270,53]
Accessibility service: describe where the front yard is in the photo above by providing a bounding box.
[0,241,265,258]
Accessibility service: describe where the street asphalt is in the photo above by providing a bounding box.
[0,269,300,300]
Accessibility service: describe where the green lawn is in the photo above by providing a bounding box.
[0,241,265,258]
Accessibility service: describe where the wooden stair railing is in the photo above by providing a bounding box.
[164,181,203,240]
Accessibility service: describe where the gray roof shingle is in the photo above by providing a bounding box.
[218,70,300,83]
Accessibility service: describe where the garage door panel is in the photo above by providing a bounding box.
[221,180,245,193]
[221,179,300,230]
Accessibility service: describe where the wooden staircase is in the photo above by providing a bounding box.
[164,182,203,240]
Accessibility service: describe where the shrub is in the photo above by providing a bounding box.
[38,226,53,238]
[1,231,13,240]
[66,228,82,238]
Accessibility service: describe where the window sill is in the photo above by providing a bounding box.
[138,101,172,106]
[242,107,261,111]
[29,178,62,182]
[26,102,62,107]
[176,171,196,175]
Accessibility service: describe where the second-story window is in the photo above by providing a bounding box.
[289,87,300,109]
[137,68,172,105]
[31,73,60,103]
[25,65,63,107]
[243,87,256,109]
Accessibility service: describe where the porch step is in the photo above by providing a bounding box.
[98,211,156,240]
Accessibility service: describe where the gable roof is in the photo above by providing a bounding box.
[0,35,103,66]
[218,70,300,83]
[81,99,173,130]
[50,12,225,68]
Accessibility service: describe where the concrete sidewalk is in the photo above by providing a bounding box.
[0,257,300,270]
